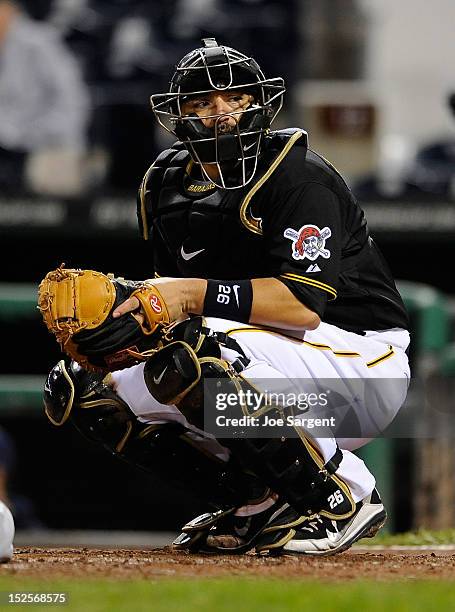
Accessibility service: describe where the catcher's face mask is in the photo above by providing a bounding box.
[150,37,285,189]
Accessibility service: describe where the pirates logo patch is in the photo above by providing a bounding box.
[284,224,332,261]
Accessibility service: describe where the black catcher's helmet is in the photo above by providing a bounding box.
[150,38,285,189]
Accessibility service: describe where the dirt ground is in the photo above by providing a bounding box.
[3,547,455,581]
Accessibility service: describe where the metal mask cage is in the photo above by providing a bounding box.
[151,81,284,189]
[150,42,285,189]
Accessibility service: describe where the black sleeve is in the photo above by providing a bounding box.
[263,182,342,318]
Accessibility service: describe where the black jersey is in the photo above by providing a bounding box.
[138,128,409,333]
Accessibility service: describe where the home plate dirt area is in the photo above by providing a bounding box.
[3,547,455,581]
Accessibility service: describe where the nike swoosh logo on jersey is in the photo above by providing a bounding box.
[232,284,240,307]
[181,246,205,261]
[153,366,168,385]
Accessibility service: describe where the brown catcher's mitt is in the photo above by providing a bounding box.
[38,265,170,371]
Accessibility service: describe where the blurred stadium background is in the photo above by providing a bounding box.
[1,0,455,544]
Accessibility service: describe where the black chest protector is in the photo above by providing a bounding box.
[138,129,308,279]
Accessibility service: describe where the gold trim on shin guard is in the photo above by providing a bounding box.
[225,434,355,522]
[297,433,356,521]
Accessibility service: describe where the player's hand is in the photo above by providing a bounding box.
[112,294,141,319]
[113,277,207,322]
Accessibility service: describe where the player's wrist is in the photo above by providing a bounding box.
[182,279,208,315]
[203,279,253,323]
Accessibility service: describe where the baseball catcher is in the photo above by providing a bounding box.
[38,37,411,556]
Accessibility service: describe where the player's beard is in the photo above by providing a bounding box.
[217,123,235,134]
[216,122,237,134]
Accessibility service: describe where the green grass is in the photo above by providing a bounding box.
[1,579,455,612]
[356,528,455,546]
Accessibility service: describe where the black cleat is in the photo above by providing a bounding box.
[173,500,303,554]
